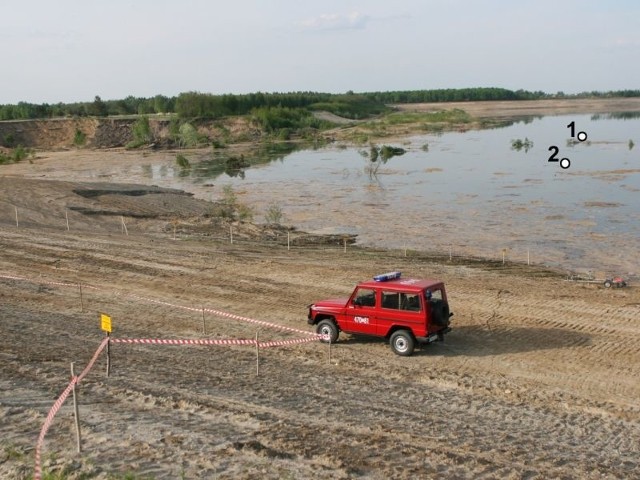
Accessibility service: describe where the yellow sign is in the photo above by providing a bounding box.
[101,314,112,333]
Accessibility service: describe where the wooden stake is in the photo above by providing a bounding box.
[65,210,70,231]
[201,307,206,335]
[230,226,234,244]
[343,238,347,253]
[121,216,128,235]
[449,245,452,262]
[527,248,530,266]
[70,363,82,453]
[78,283,84,313]
[255,332,259,376]
[15,206,18,228]
[106,333,111,378]
[287,231,290,251]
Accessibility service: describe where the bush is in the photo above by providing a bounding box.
[178,122,199,147]
[0,145,32,164]
[251,106,332,133]
[2,133,16,148]
[73,128,87,146]
[126,116,152,148]
[176,154,190,169]
[211,185,253,221]
[265,203,284,224]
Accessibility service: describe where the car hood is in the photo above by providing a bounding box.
[312,297,349,309]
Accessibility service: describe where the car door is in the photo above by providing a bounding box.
[344,287,377,334]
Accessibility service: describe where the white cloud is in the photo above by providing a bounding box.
[299,11,370,31]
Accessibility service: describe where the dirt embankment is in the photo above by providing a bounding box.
[0,117,133,149]
[0,116,261,150]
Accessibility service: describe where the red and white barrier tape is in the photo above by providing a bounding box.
[34,337,109,479]
[111,337,257,346]
[110,335,321,348]
[258,336,320,348]
[1,272,319,339]
[204,306,318,337]
[0,273,86,289]
[34,378,77,480]
[77,337,110,382]
[127,293,317,337]
[32,331,322,479]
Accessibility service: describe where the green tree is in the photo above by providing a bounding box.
[89,95,109,117]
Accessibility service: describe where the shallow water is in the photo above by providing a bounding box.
[53,113,640,276]
[178,113,636,276]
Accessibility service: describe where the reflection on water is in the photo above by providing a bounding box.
[107,113,640,275]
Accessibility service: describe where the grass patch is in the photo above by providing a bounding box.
[0,145,33,164]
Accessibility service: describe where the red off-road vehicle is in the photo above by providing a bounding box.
[307,272,452,356]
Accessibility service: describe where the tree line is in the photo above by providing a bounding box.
[1,88,638,121]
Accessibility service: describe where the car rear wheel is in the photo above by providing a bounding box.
[316,319,339,343]
[390,330,415,356]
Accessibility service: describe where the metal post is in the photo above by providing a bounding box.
[328,337,332,365]
[202,307,206,334]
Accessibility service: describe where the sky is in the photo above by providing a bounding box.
[1,0,639,104]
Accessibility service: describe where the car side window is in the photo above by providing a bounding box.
[401,293,421,311]
[382,291,421,312]
[353,288,376,307]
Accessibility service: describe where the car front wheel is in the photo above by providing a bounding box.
[316,319,339,344]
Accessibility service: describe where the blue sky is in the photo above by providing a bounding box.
[1,0,638,103]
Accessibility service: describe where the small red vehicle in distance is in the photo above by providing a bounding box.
[307,271,452,356]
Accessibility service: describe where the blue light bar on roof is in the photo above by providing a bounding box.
[373,271,402,282]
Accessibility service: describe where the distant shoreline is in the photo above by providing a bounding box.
[392,97,640,118]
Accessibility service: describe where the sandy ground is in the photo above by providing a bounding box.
[0,180,639,479]
[1,99,640,479]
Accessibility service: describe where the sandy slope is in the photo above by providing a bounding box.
[0,186,639,478]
